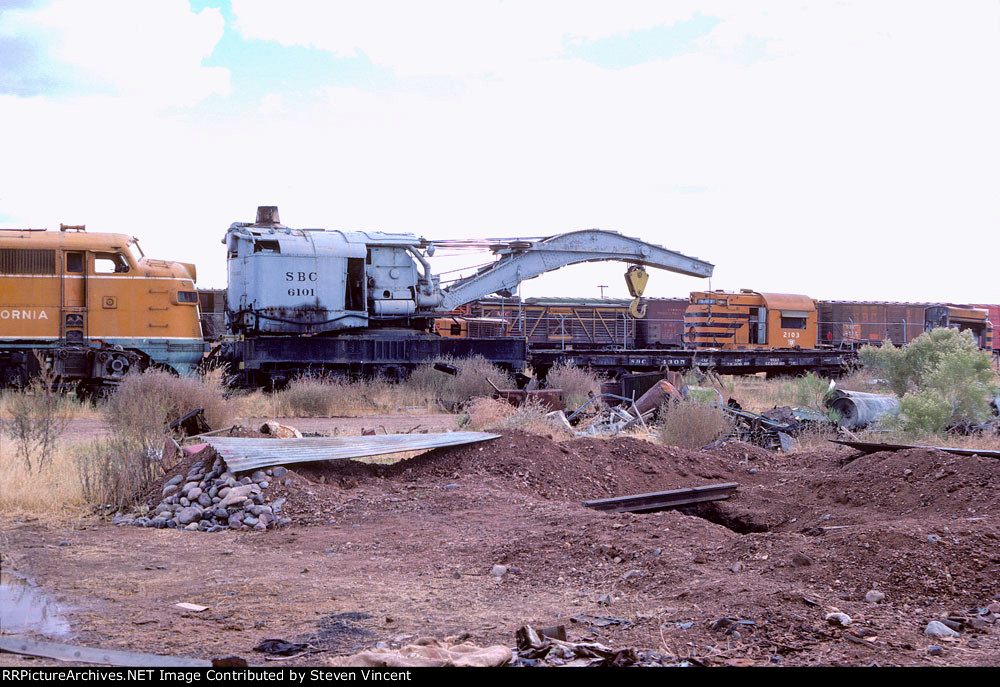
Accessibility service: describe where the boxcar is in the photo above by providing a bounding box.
[817,301,929,348]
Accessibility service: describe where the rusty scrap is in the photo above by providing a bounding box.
[0,636,215,667]
[830,440,1000,459]
[204,432,500,472]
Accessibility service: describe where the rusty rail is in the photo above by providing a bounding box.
[582,482,739,513]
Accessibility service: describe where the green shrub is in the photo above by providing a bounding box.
[790,372,833,410]
[858,329,996,433]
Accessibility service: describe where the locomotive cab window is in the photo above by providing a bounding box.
[65,252,84,273]
[253,240,280,254]
[93,252,129,274]
[780,311,808,329]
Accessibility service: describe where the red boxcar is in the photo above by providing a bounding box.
[818,301,929,347]
[637,298,688,347]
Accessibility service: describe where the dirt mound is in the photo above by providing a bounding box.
[836,448,999,516]
[288,432,747,502]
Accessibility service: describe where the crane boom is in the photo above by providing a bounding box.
[435,229,713,312]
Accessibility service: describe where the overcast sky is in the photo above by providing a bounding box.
[1,1,997,303]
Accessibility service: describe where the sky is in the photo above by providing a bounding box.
[1,0,997,303]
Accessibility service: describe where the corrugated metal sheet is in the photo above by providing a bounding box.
[205,432,500,473]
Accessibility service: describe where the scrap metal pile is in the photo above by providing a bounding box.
[554,370,999,451]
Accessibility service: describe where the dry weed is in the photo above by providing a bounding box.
[545,362,602,411]
[659,400,734,449]
[463,396,571,439]
[275,375,439,417]
[104,369,235,434]
[0,439,86,517]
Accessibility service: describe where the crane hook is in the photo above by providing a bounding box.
[624,265,649,319]
[629,298,647,319]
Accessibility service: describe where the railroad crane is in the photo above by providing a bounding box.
[218,206,713,386]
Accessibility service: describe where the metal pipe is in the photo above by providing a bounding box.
[826,390,900,429]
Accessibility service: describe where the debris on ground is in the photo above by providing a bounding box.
[582,483,739,513]
[831,439,1000,459]
[253,639,316,657]
[325,637,512,668]
[259,421,303,438]
[825,389,901,429]
[203,432,499,472]
[168,407,211,439]
[513,625,652,667]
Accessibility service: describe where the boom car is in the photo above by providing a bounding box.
[215,206,713,386]
[0,225,206,391]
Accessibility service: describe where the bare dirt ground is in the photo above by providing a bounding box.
[2,420,998,667]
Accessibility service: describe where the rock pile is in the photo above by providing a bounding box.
[115,454,292,532]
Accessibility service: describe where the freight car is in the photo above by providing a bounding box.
[0,225,206,391]
[819,301,992,350]
[443,295,688,350]
[462,297,637,348]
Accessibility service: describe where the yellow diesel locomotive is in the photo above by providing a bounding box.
[684,290,818,349]
[0,225,206,391]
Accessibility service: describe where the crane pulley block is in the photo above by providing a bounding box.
[625,265,649,318]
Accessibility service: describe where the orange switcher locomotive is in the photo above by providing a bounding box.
[0,225,207,392]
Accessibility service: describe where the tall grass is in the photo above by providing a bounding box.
[0,438,86,517]
[659,399,734,449]
[75,369,236,511]
[544,362,602,411]
[462,396,571,439]
[271,376,441,417]
[253,356,518,418]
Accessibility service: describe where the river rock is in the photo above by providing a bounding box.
[925,621,959,638]
[219,484,260,508]
[826,612,852,627]
[177,506,202,526]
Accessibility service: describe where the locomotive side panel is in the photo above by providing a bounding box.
[1,230,206,385]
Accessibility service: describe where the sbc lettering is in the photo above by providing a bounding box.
[285,272,318,282]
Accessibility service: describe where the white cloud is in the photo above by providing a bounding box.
[230,0,708,77]
[0,1,997,302]
[0,0,228,106]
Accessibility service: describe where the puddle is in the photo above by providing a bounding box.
[0,572,72,637]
